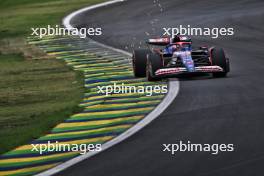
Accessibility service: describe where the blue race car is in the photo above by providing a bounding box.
[132,36,230,81]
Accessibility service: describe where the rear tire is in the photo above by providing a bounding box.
[132,49,151,77]
[146,53,163,81]
[211,48,230,77]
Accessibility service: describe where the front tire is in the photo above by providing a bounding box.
[132,49,151,77]
[146,53,163,81]
[211,48,230,77]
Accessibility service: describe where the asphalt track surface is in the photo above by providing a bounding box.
[60,0,264,175]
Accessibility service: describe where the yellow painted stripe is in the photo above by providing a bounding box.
[73,63,114,68]
[84,66,129,72]
[84,93,139,101]
[57,53,91,59]
[46,124,132,138]
[80,96,163,107]
[72,107,152,118]
[10,136,113,152]
[48,50,86,56]
[0,152,77,164]
[84,81,160,90]
[56,116,143,128]
[85,100,160,109]
[0,163,59,176]
[106,81,160,86]
[85,71,132,77]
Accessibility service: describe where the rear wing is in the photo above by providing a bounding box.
[147,37,171,46]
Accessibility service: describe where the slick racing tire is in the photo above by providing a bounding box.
[132,49,151,77]
[146,53,163,81]
[211,47,230,77]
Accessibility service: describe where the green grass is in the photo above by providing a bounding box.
[0,0,105,154]
[0,0,105,38]
[0,54,84,154]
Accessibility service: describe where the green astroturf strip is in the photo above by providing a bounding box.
[86,75,134,81]
[83,105,155,113]
[7,169,56,176]
[85,74,133,81]
[38,127,128,141]
[10,168,63,176]
[87,80,162,87]
[84,81,161,89]
[83,67,130,73]
[63,56,99,60]
[58,54,95,59]
[52,118,141,133]
[73,62,115,68]
[79,100,104,107]
[84,92,164,98]
[84,72,132,78]
[84,102,159,112]
[82,94,163,103]
[87,77,148,86]
[79,67,131,72]
[67,60,111,65]
[70,109,151,121]
[0,153,78,168]
[79,96,164,107]
[49,50,88,55]
[8,171,41,176]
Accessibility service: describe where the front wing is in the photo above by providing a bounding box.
[155,66,223,76]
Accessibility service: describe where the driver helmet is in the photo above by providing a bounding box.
[172,36,181,43]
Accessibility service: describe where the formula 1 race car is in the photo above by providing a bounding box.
[132,36,230,81]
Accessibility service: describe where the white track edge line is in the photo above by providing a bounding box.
[36,0,180,175]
